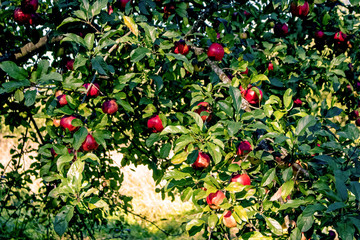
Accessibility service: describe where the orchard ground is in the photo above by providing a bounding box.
[0,131,200,239]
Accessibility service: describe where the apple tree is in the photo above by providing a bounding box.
[0,0,360,239]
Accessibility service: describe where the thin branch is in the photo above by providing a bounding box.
[29,114,44,145]
[125,209,183,237]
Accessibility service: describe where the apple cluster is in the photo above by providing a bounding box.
[13,0,39,25]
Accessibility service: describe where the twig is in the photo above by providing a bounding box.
[125,209,183,237]
[29,114,44,144]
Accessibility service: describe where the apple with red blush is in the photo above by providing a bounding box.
[192,151,211,170]
[102,100,118,115]
[83,83,100,97]
[206,190,226,209]
[147,115,164,133]
[223,210,237,228]
[60,116,79,132]
[236,140,252,156]
[81,134,99,151]
[194,102,212,122]
[207,43,224,61]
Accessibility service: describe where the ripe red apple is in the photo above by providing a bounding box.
[57,94,68,107]
[206,190,226,209]
[294,98,303,107]
[53,119,61,127]
[83,83,100,97]
[231,173,251,186]
[236,140,252,156]
[334,31,347,42]
[102,100,118,115]
[21,0,39,13]
[81,134,99,151]
[147,115,164,133]
[66,59,74,71]
[290,1,309,17]
[274,23,288,37]
[240,85,263,105]
[192,151,211,170]
[108,5,114,15]
[174,40,190,55]
[243,10,251,18]
[14,8,32,24]
[194,102,212,122]
[60,116,79,132]
[207,43,224,61]
[315,30,324,39]
[241,67,249,75]
[223,210,237,228]
[118,0,130,9]
[268,62,274,71]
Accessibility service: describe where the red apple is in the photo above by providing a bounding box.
[207,43,225,61]
[243,10,251,18]
[206,190,226,209]
[21,0,39,13]
[147,115,164,133]
[174,40,190,55]
[223,210,237,228]
[192,151,211,170]
[194,102,212,122]
[81,134,99,151]
[290,1,309,17]
[240,85,263,105]
[315,30,324,39]
[66,59,74,71]
[268,62,274,71]
[14,8,32,24]
[334,31,347,42]
[294,98,303,107]
[118,0,130,9]
[236,140,252,156]
[274,23,288,37]
[102,100,118,115]
[231,173,251,186]
[53,119,61,127]
[108,5,114,15]
[60,116,79,132]
[241,67,249,75]
[83,83,100,97]
[57,94,68,107]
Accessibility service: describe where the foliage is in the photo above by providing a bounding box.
[1,0,360,239]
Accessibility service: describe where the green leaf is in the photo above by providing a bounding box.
[290,227,302,240]
[281,180,294,200]
[54,206,74,237]
[186,111,203,131]
[171,151,188,165]
[206,142,222,165]
[67,160,85,193]
[229,86,242,113]
[146,133,161,147]
[283,88,293,110]
[90,0,108,17]
[261,168,276,186]
[251,74,269,84]
[57,155,74,174]
[295,115,317,136]
[336,222,355,240]
[326,202,346,213]
[325,107,342,118]
[73,127,88,150]
[0,61,28,80]
[186,219,205,236]
[24,90,37,106]
[88,198,109,210]
[225,182,247,192]
[174,135,195,153]
[57,17,81,29]
[240,232,272,240]
[61,33,87,48]
[297,214,314,232]
[160,143,171,158]
[93,130,111,149]
[124,16,139,37]
[234,205,248,222]
[117,99,134,113]
[208,214,218,228]
[264,216,283,236]
[84,33,94,50]
[160,126,189,135]
[181,187,193,202]
[91,55,109,75]
[279,199,308,210]
[130,47,150,62]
